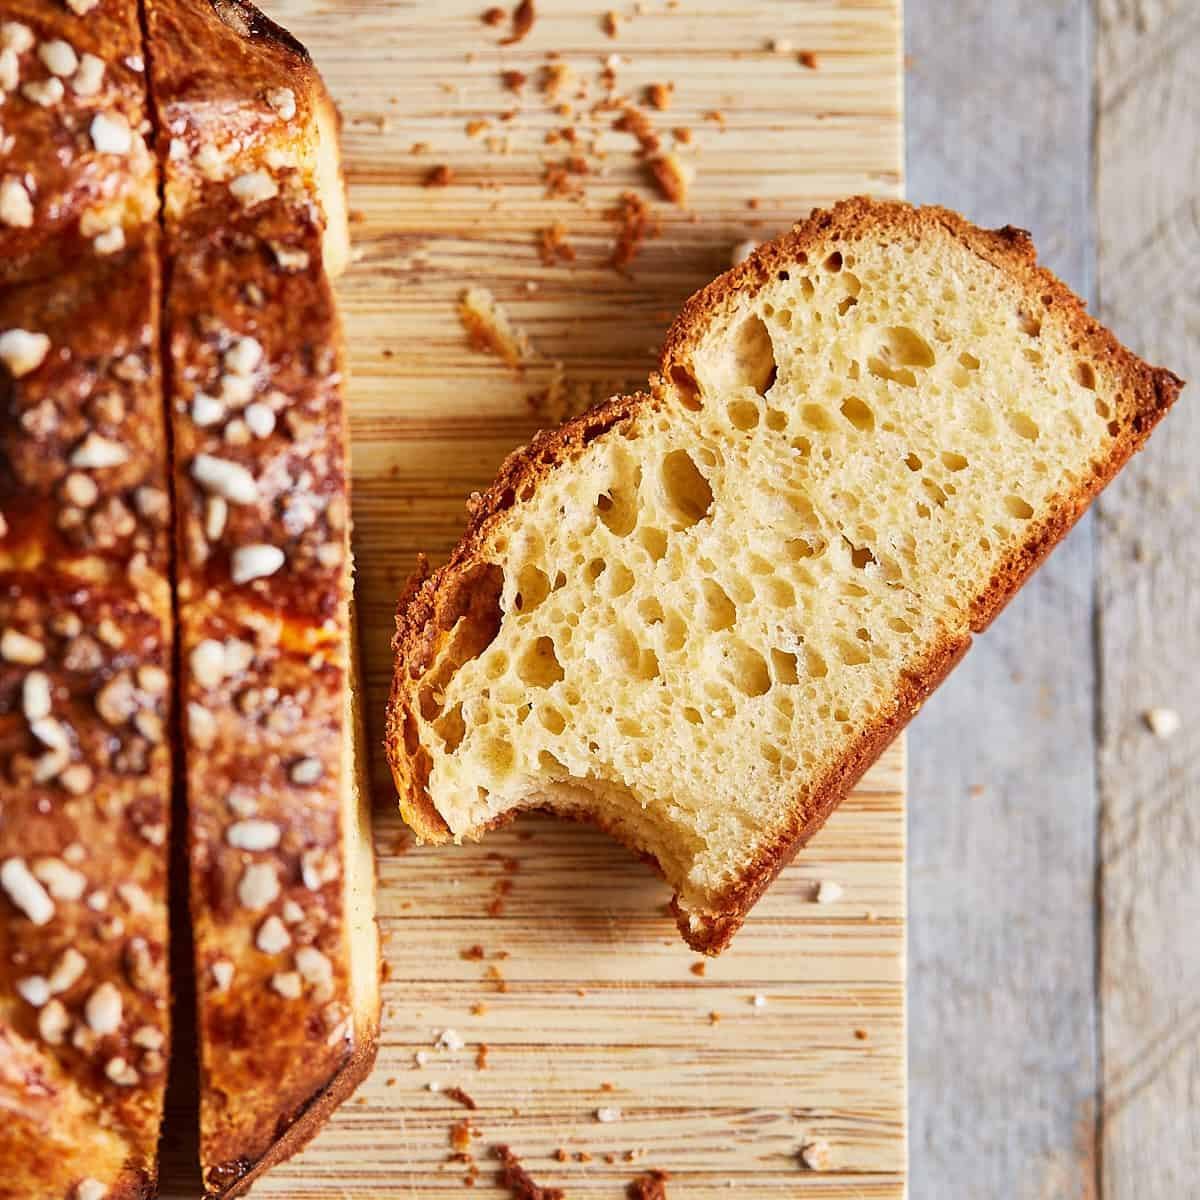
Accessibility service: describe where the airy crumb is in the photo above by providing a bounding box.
[799,1139,832,1171]
[1144,707,1181,739]
[816,880,843,904]
[458,287,531,370]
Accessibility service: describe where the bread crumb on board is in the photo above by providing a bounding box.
[815,880,843,904]
[457,287,532,370]
[595,1105,624,1123]
[1144,706,1181,739]
[492,1144,566,1200]
[799,1138,832,1171]
[500,0,536,46]
[627,1169,671,1199]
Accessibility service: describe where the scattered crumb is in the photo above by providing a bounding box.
[414,1050,429,1067]
[424,164,455,187]
[541,61,575,98]
[1145,707,1181,739]
[608,191,659,268]
[500,0,536,46]
[709,1011,721,1025]
[672,126,692,144]
[646,82,673,110]
[476,1043,491,1070]
[647,153,691,206]
[537,221,577,265]
[968,784,985,798]
[600,1081,615,1092]
[752,994,767,1008]
[502,69,528,92]
[613,104,660,154]
[386,1077,398,1087]
[482,5,506,25]
[492,1144,565,1200]
[731,238,757,265]
[576,987,587,997]
[554,1148,568,1162]
[486,964,509,993]
[575,1151,593,1163]
[428,1080,444,1093]
[747,196,761,210]
[458,286,531,371]
[798,50,820,69]
[461,944,487,961]
[451,1119,478,1153]
[799,1139,832,1171]
[472,1002,489,1017]
[816,880,843,905]
[854,1028,869,1041]
[770,37,792,54]
[437,1028,466,1052]
[410,141,430,155]
[603,10,619,36]
[690,962,706,977]
[595,1106,623,1123]
[703,109,726,127]
[628,1170,671,1199]
[446,1086,479,1111]
[466,119,491,137]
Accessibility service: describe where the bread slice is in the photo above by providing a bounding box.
[143,1,379,1194]
[388,198,1182,954]
[0,3,174,1196]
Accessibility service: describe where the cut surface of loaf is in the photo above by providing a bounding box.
[389,198,1182,953]
[143,0,379,1194]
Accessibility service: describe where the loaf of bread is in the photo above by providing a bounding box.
[142,1,378,1194]
[0,2,173,1196]
[388,198,1182,953]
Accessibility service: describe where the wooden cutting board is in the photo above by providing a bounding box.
[165,1,905,1195]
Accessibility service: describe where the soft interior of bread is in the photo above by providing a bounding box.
[410,226,1122,922]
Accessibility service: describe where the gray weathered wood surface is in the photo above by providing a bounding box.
[908,0,1198,1195]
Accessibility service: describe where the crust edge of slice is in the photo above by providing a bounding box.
[387,197,1183,953]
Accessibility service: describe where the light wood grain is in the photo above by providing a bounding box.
[905,2,1103,1197]
[158,0,906,1195]
[1095,1,1200,1194]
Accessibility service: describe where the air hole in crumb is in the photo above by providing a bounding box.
[671,363,702,410]
[727,399,760,431]
[538,749,566,774]
[586,558,606,583]
[805,646,828,678]
[849,543,876,569]
[835,637,869,666]
[922,478,948,508]
[799,276,815,300]
[640,526,668,561]
[1003,495,1034,520]
[801,404,836,432]
[840,396,875,432]
[765,409,787,432]
[1007,411,1040,441]
[1017,309,1042,337]
[941,451,968,471]
[514,564,550,612]
[724,639,770,697]
[904,453,922,472]
[661,450,714,528]
[731,314,778,395]
[607,562,635,597]
[683,706,702,725]
[638,596,663,625]
[700,578,736,631]
[540,706,566,735]
[837,295,858,316]
[958,351,980,370]
[597,485,638,537]
[434,703,466,752]
[824,251,843,273]
[888,617,913,634]
[1076,362,1096,390]
[771,648,799,685]
[517,636,564,687]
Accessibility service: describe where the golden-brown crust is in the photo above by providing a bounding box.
[388,197,1183,953]
[143,1,378,1191]
[0,2,172,1192]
